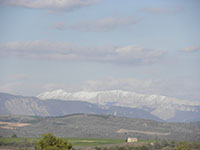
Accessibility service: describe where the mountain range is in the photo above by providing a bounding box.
[0,89,200,122]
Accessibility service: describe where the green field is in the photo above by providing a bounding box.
[68,138,125,146]
[1,137,200,150]
[0,137,38,144]
[0,137,125,147]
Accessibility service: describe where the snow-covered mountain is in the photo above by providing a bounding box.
[0,92,162,121]
[38,89,200,121]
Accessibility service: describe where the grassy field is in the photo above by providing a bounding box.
[1,137,200,150]
[0,137,125,147]
[0,137,39,145]
[68,138,125,146]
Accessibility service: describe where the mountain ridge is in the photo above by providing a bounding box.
[0,92,162,121]
[37,89,200,121]
[0,91,200,122]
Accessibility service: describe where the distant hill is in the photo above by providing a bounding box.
[1,92,200,122]
[38,89,200,122]
[0,92,162,121]
[0,114,200,141]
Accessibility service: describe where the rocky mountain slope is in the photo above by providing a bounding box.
[0,93,48,116]
[0,92,162,121]
[0,91,200,122]
[38,89,200,121]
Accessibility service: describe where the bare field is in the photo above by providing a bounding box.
[0,121,31,130]
[117,128,171,136]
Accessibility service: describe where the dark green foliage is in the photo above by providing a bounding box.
[35,133,72,150]
[160,139,169,147]
[169,140,176,148]
[177,142,190,150]
[154,141,162,149]
[12,133,17,138]
[94,145,152,150]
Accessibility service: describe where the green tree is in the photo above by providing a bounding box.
[11,133,17,138]
[177,142,190,150]
[154,141,162,149]
[170,140,176,148]
[35,133,72,150]
[160,139,169,147]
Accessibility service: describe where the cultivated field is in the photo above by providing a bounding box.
[0,121,31,130]
[0,137,125,149]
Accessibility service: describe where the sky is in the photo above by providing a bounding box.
[0,0,199,101]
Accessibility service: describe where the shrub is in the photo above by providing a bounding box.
[35,133,72,150]
[177,142,190,150]
[11,134,17,138]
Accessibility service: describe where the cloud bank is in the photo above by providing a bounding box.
[0,0,102,12]
[53,16,143,32]
[181,46,200,52]
[142,7,183,15]
[1,77,199,101]
[0,40,164,65]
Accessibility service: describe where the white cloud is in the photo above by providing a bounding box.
[12,73,31,80]
[142,7,183,15]
[113,45,164,64]
[78,78,200,101]
[0,82,26,95]
[53,16,143,32]
[0,40,164,65]
[181,46,200,52]
[1,77,199,101]
[0,0,102,12]
[80,77,154,92]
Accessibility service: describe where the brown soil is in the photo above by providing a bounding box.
[117,128,170,135]
[0,121,31,130]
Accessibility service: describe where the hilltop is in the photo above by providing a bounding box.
[0,114,200,141]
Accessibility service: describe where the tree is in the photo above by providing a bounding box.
[177,142,190,150]
[35,133,72,150]
[11,133,17,138]
[154,141,162,149]
[160,139,169,147]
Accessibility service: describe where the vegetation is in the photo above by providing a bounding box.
[93,141,200,150]
[94,145,153,150]
[11,133,17,138]
[1,114,200,141]
[68,138,124,146]
[0,136,200,150]
[0,137,38,147]
[0,137,124,147]
[35,133,72,150]
[177,142,190,150]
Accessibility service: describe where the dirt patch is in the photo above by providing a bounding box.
[0,121,31,130]
[117,128,170,136]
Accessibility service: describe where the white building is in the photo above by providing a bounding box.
[126,137,138,143]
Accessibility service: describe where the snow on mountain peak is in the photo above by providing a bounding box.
[37,89,200,120]
[37,89,71,100]
[37,89,199,106]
